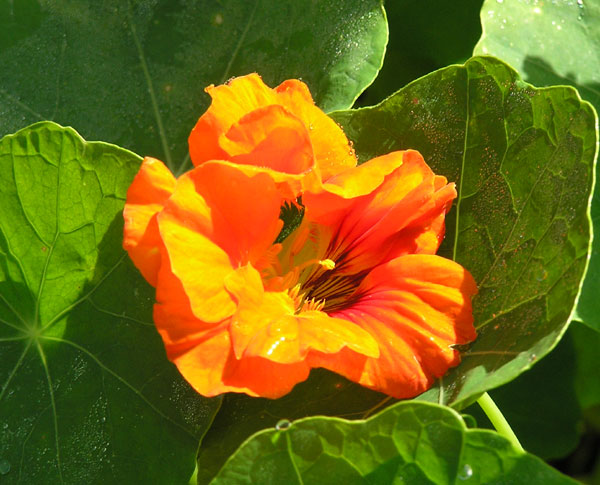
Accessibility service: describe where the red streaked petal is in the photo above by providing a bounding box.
[302,150,457,274]
[312,254,477,399]
[123,157,176,286]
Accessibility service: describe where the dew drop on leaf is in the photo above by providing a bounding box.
[458,464,473,480]
[0,459,10,475]
[275,419,291,431]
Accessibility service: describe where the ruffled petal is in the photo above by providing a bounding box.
[220,105,314,174]
[275,79,357,180]
[157,162,284,323]
[152,238,310,399]
[310,254,477,399]
[224,265,379,364]
[220,354,310,399]
[189,73,357,183]
[190,161,285,264]
[189,73,279,165]
[301,150,456,275]
[123,157,176,286]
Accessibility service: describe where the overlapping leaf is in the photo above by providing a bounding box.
[359,0,483,106]
[0,0,387,174]
[474,0,600,332]
[196,370,387,484]
[332,56,597,408]
[0,122,221,484]
[210,401,574,484]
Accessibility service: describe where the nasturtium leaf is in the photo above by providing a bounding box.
[474,0,600,332]
[0,0,387,174]
[196,369,387,485]
[0,122,221,484]
[210,401,575,484]
[464,331,582,460]
[332,56,597,409]
[359,0,483,107]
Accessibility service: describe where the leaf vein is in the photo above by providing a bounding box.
[40,335,196,440]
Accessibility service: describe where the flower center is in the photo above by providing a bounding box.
[281,256,366,314]
[299,266,366,313]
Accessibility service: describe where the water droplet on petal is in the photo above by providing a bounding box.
[458,464,473,480]
[275,419,291,431]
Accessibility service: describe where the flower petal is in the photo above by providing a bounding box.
[301,150,457,275]
[123,157,176,286]
[220,105,314,175]
[224,265,380,364]
[311,254,477,399]
[157,162,283,323]
[189,73,356,182]
[189,74,279,165]
[274,79,357,180]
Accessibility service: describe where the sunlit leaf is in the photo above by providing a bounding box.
[0,0,387,174]
[211,401,574,484]
[0,122,221,483]
[332,56,597,408]
[473,0,600,332]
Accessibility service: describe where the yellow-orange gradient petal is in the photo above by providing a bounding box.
[123,157,176,286]
[189,73,356,183]
[312,254,477,399]
[219,105,314,174]
[189,74,279,164]
[191,162,284,265]
[225,265,379,364]
[155,262,311,399]
[157,162,285,324]
[274,79,357,179]
[301,150,457,275]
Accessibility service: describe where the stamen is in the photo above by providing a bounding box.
[296,257,336,273]
[301,298,326,312]
[319,259,335,270]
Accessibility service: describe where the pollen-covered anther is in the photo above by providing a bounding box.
[318,259,335,270]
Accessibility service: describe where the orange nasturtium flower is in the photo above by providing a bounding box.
[123,74,477,399]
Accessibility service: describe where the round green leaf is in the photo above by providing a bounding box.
[196,369,386,484]
[474,0,600,332]
[211,401,575,484]
[0,0,387,174]
[0,122,221,484]
[332,56,597,408]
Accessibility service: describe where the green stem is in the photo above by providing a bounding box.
[477,392,525,453]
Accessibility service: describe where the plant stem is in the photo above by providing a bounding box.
[477,392,525,453]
